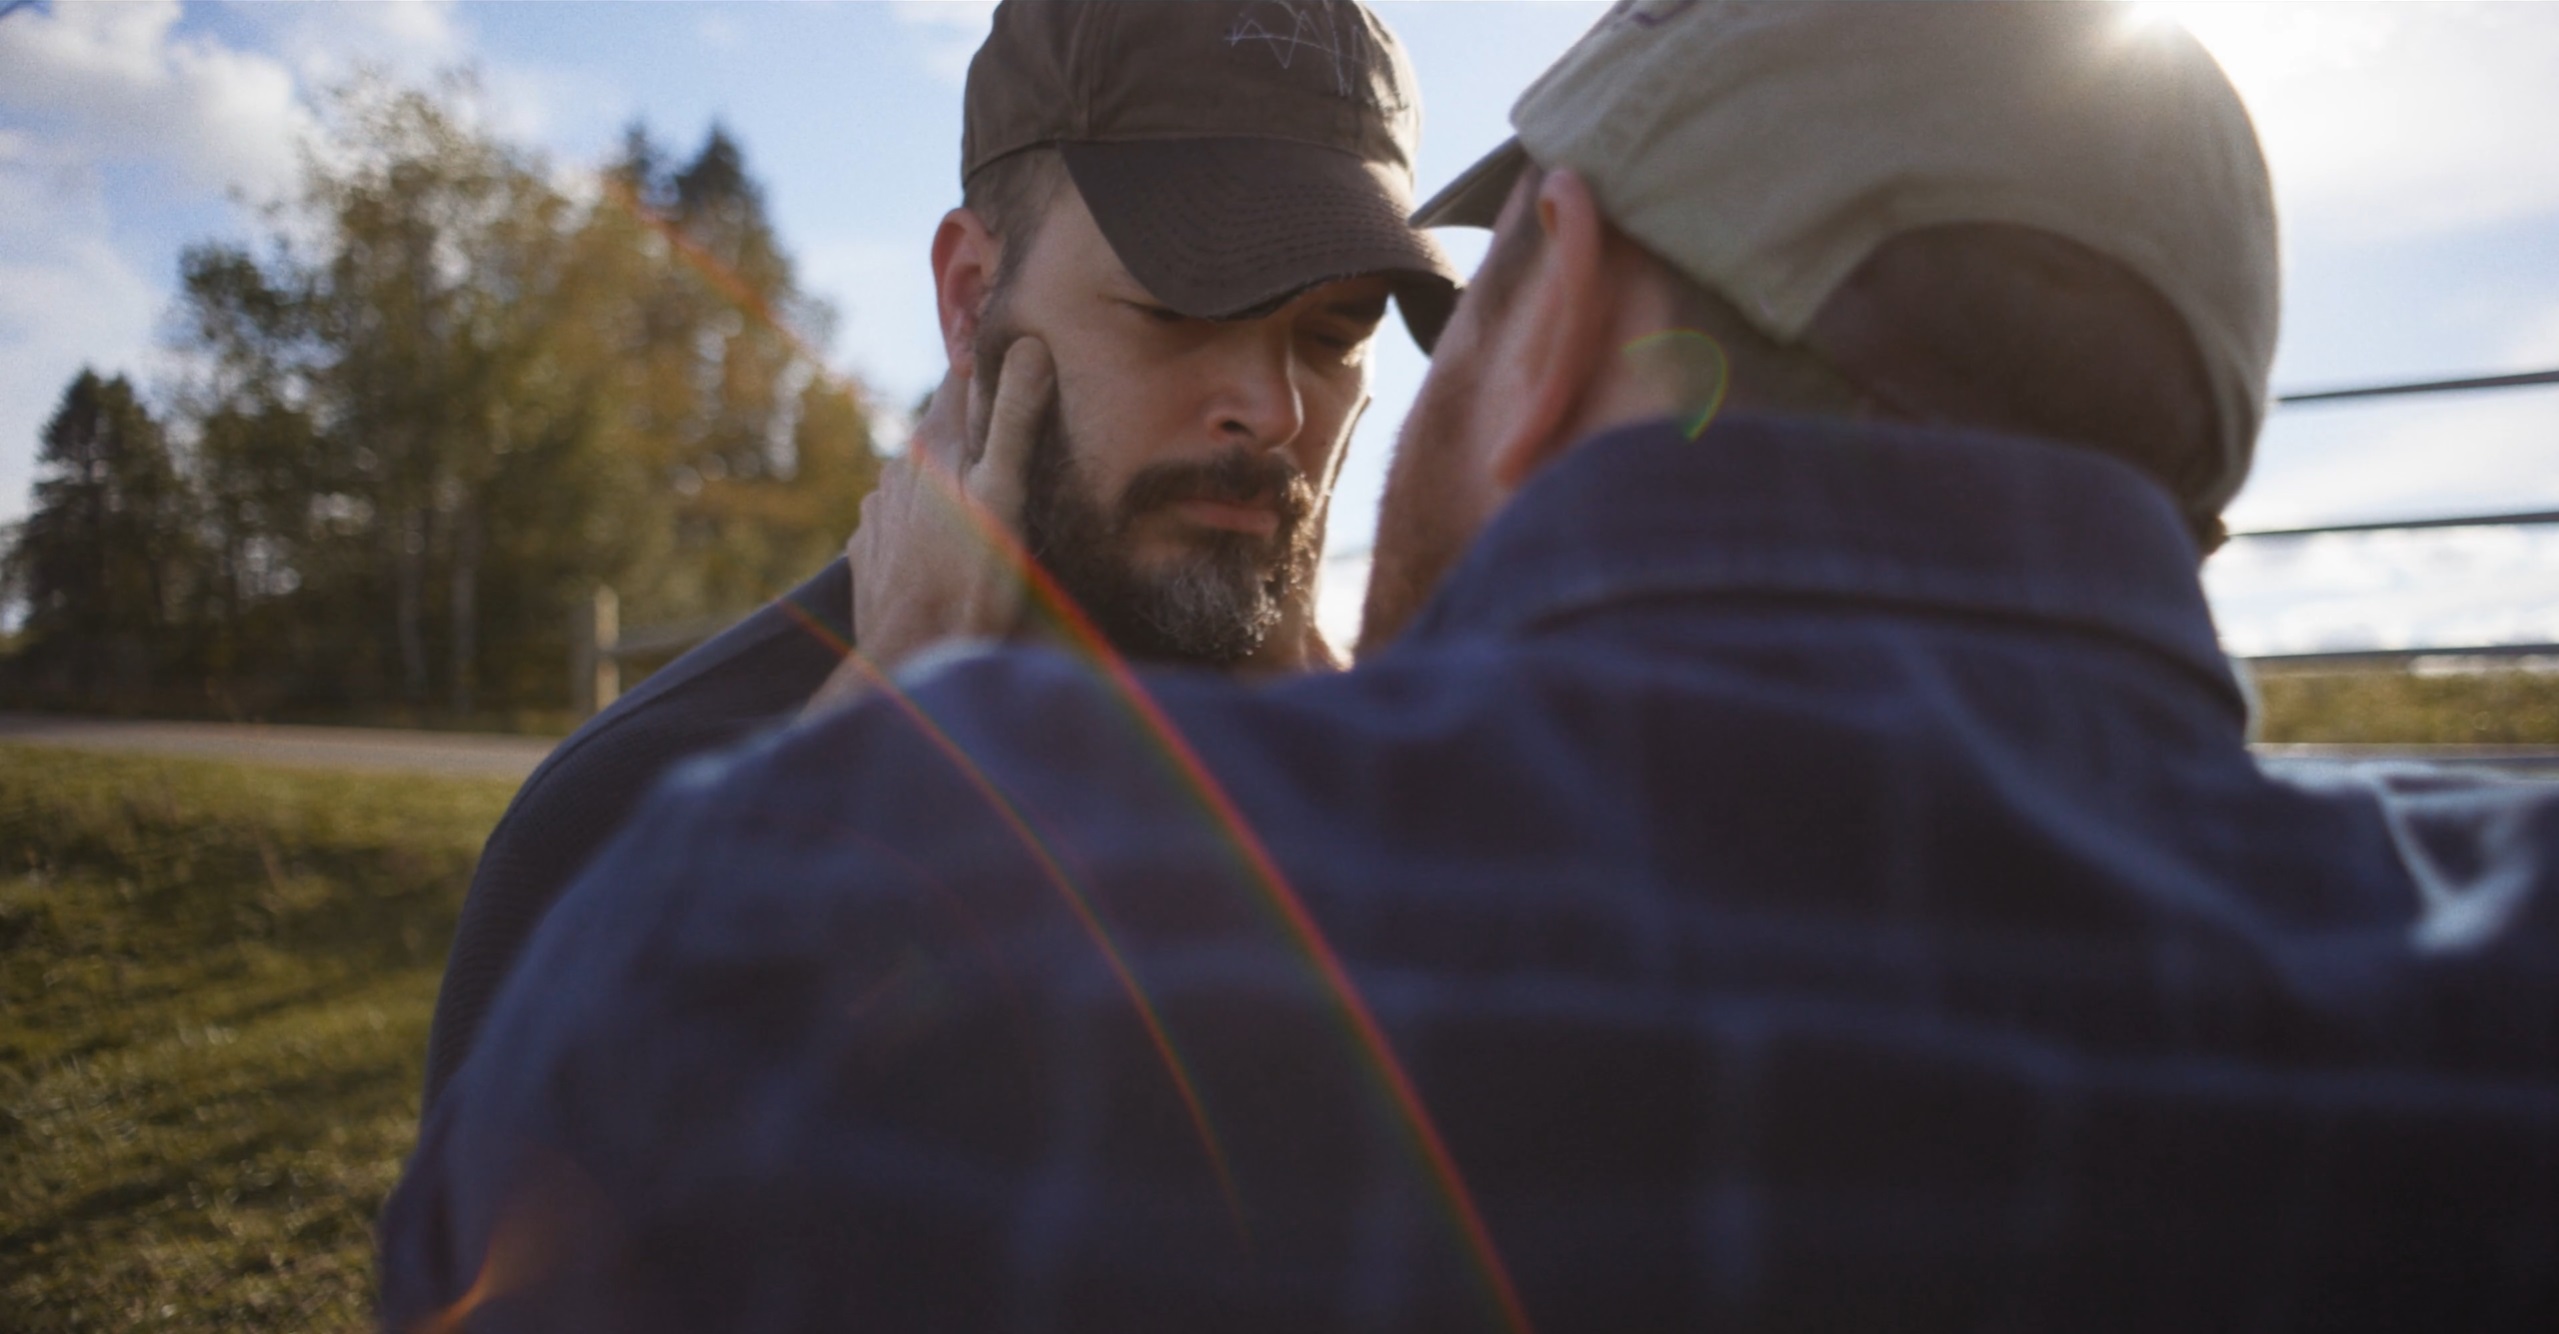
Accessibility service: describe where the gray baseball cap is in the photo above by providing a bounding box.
[1416,0,2281,518]
[967,0,1462,349]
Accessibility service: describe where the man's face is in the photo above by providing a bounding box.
[976,183,1389,666]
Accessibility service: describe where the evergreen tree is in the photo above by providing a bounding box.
[2,371,198,702]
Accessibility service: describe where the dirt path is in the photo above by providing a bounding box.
[0,713,556,780]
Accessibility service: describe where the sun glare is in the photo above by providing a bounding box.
[2121,1,2389,88]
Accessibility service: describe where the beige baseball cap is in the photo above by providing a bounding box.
[967,0,1462,349]
[1414,0,2281,518]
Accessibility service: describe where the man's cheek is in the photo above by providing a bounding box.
[1054,395,1145,503]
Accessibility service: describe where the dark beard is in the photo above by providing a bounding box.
[970,315,1318,667]
[1018,412,1318,667]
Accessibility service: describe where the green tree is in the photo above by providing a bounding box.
[2,371,199,704]
[594,122,877,629]
[153,77,878,721]
[172,240,336,709]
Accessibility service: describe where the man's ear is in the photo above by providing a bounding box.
[931,208,1002,373]
[1487,169,1619,491]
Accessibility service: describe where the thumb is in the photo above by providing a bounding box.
[967,336,1054,526]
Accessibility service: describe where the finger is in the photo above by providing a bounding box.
[845,493,879,570]
[857,468,895,523]
[848,489,880,553]
[910,358,974,476]
[852,457,912,542]
[967,336,1053,525]
[864,457,909,519]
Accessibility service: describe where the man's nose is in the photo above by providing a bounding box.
[1208,333,1307,450]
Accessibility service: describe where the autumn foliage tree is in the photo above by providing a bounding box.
[2,75,878,722]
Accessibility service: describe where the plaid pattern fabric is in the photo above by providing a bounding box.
[382,417,2559,1332]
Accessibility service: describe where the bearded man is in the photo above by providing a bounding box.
[418,0,1457,1108]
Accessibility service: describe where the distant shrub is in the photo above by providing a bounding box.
[2253,667,2559,744]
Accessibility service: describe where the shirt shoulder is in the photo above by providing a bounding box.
[422,560,852,1105]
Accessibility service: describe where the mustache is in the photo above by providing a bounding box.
[1116,448,1316,529]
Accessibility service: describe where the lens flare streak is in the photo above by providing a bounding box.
[408,1161,593,1334]
[780,598,1250,1244]
[890,466,1538,1334]
[1623,328,1732,441]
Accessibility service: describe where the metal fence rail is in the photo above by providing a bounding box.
[2274,367,2559,406]
[2228,509,2559,540]
[2227,365,2557,661]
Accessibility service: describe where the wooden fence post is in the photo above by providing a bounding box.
[570,585,620,718]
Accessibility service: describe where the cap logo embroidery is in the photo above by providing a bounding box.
[1606,0,1698,30]
[1225,1,1354,98]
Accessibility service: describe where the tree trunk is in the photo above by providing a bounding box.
[449,501,478,718]
[397,506,428,703]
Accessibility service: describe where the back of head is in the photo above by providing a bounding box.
[1805,220,2228,546]
[1417,0,2279,543]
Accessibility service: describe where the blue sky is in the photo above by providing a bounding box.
[5,1,2557,654]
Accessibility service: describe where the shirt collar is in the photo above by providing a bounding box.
[1401,412,2241,707]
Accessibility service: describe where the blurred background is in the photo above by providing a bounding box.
[3,1,2556,727]
[1,3,2555,1326]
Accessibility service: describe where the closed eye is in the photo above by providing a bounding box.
[1305,317,1381,357]
[1310,295,1388,355]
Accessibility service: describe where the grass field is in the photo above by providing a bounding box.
[1,745,514,1331]
[2253,667,2559,744]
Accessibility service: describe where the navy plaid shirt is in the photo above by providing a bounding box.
[381,415,2559,1332]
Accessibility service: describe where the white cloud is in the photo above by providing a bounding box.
[0,0,498,523]
[0,0,311,198]
[2159,2,2559,244]
[2206,526,2559,657]
[0,155,162,526]
[2219,335,2559,656]
[262,0,466,88]
[475,57,629,154]
[2503,305,2559,370]
[891,0,997,84]
[0,0,309,519]
[2230,387,2559,535]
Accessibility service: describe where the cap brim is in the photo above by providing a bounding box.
[1412,137,1530,231]
[1060,138,1463,353]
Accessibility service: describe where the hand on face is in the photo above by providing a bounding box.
[806,337,1055,713]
